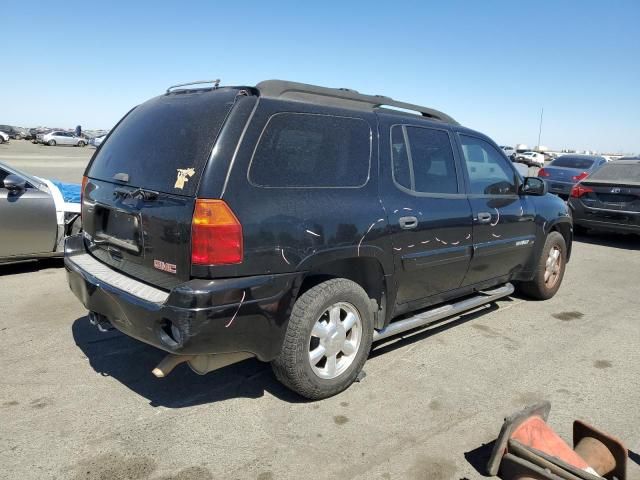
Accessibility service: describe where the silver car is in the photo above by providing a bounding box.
[0,162,81,264]
[41,131,87,147]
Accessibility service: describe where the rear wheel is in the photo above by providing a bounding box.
[271,278,373,400]
[48,140,56,146]
[516,231,567,300]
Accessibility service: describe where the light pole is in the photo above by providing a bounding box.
[537,107,544,150]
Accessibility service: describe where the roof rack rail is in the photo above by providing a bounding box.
[166,79,221,94]
[256,80,458,125]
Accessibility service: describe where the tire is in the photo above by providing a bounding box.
[48,140,56,146]
[516,231,567,300]
[271,278,374,400]
[77,141,86,147]
[0,137,4,144]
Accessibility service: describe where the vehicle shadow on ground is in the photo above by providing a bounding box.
[573,231,639,250]
[370,301,502,359]
[0,257,63,276]
[71,316,307,408]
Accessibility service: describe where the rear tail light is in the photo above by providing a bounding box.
[572,171,589,182]
[538,168,550,177]
[570,184,593,198]
[191,199,243,265]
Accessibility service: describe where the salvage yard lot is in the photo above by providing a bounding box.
[0,142,639,479]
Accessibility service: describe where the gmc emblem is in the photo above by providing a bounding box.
[153,259,177,274]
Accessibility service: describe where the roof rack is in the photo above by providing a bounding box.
[166,79,221,94]
[256,80,458,125]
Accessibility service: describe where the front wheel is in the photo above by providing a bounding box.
[271,278,373,400]
[516,231,567,300]
[48,140,56,146]
[77,141,86,147]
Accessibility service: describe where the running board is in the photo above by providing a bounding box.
[373,283,514,342]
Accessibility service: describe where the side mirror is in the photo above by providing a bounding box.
[520,177,547,196]
[3,174,27,192]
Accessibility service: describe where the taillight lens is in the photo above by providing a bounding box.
[570,184,593,198]
[538,168,550,177]
[572,171,589,182]
[191,199,243,265]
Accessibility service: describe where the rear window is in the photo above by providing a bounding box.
[587,162,640,182]
[249,113,371,188]
[552,157,595,169]
[88,89,238,195]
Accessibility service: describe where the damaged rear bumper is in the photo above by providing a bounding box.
[64,234,301,362]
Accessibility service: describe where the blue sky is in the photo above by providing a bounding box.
[3,0,639,153]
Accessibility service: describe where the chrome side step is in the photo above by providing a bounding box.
[373,283,514,342]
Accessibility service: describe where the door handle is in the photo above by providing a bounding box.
[399,216,418,229]
[476,212,492,224]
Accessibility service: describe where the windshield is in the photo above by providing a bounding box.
[88,88,238,196]
[551,157,595,169]
[587,162,640,182]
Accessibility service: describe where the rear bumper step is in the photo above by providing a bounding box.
[373,283,514,341]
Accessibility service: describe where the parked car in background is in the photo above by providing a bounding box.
[42,131,87,147]
[569,159,640,235]
[90,135,106,147]
[0,161,81,264]
[538,155,607,199]
[500,145,516,160]
[516,151,545,167]
[0,131,9,144]
[65,79,572,400]
[0,125,19,139]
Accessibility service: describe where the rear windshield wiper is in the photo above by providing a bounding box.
[113,187,159,201]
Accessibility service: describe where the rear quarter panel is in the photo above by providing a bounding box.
[193,98,392,279]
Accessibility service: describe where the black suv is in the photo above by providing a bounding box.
[65,80,572,399]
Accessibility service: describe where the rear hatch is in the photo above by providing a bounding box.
[82,87,241,289]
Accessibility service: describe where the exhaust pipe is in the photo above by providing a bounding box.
[152,352,253,378]
[152,354,194,378]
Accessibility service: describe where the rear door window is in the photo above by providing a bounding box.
[391,125,458,194]
[249,113,371,188]
[88,89,239,196]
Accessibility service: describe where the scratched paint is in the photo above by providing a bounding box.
[281,248,290,265]
[490,208,500,227]
[357,220,380,256]
[225,290,246,328]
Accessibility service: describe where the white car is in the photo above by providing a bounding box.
[90,135,106,147]
[42,131,87,147]
[516,151,545,167]
[500,145,516,160]
[0,131,9,144]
